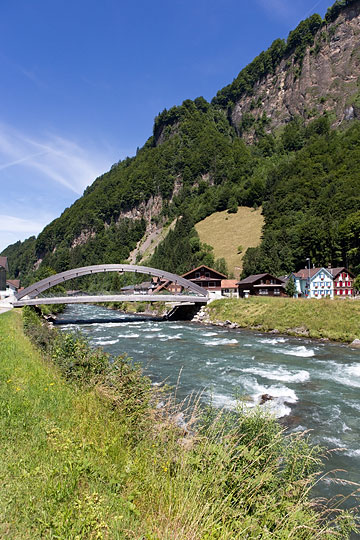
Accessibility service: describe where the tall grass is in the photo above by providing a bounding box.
[0,308,357,538]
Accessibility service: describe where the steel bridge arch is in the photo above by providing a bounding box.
[15,264,208,301]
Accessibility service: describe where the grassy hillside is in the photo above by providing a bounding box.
[207,297,360,343]
[195,206,264,278]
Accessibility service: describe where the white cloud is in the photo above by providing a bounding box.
[0,123,112,194]
[0,214,51,252]
[0,214,48,234]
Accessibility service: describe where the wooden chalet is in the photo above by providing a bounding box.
[237,273,286,298]
[182,265,227,292]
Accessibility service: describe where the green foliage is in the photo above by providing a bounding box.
[1,235,36,283]
[325,0,358,23]
[285,276,297,297]
[243,119,360,277]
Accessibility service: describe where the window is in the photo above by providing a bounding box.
[274,288,280,295]
[205,272,210,278]
[259,288,268,295]
[209,282,216,288]
[195,272,200,278]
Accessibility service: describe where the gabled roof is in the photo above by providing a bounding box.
[293,267,333,280]
[182,264,227,280]
[328,267,355,279]
[238,273,279,285]
[0,256,8,271]
[6,279,20,289]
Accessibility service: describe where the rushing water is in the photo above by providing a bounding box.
[56,303,360,507]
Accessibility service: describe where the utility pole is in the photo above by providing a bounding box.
[306,257,311,298]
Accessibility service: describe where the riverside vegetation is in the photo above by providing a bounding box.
[206,297,360,343]
[0,307,358,538]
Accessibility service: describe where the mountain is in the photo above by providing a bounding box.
[2,0,360,285]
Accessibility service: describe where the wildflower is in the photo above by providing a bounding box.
[6,379,11,383]
[44,387,48,391]
[49,382,55,386]
[15,387,20,392]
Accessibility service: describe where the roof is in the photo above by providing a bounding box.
[293,267,332,280]
[328,267,355,279]
[221,280,238,288]
[0,256,8,271]
[237,273,272,285]
[182,264,227,280]
[6,279,20,289]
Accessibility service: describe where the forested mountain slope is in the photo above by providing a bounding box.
[2,0,360,285]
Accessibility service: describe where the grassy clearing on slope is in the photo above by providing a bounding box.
[0,309,357,538]
[195,206,264,278]
[207,297,360,343]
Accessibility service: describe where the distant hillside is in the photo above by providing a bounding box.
[2,0,360,284]
[195,207,264,278]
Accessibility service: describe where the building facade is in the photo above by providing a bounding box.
[292,267,334,299]
[329,267,355,297]
[182,265,227,293]
[221,279,238,298]
[237,273,286,298]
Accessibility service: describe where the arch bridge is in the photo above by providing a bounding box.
[13,264,208,307]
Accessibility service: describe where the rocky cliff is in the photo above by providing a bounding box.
[224,2,360,140]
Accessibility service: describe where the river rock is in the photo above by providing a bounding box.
[260,394,273,405]
[350,339,360,348]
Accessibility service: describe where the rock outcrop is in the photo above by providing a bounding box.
[230,3,360,141]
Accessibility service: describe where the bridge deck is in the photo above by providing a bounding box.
[14,294,208,307]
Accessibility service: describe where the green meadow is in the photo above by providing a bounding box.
[207,297,360,343]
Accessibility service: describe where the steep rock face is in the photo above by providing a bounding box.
[231,3,360,139]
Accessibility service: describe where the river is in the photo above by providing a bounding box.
[56,303,360,508]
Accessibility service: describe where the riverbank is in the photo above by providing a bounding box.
[1,308,357,538]
[101,299,168,317]
[201,297,360,344]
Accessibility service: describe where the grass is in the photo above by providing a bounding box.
[195,206,264,278]
[207,297,360,343]
[0,308,358,538]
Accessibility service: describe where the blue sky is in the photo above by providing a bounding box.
[0,0,330,252]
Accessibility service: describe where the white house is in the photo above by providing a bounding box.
[292,267,334,299]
